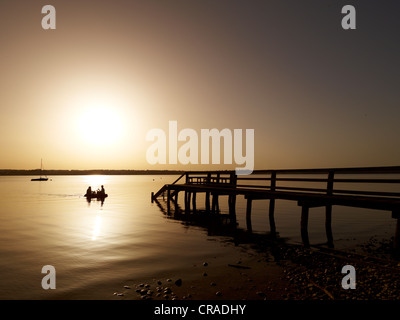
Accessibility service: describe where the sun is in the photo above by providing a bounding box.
[78,99,123,145]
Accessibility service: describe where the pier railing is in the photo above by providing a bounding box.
[179,167,400,199]
[185,171,236,186]
[237,167,400,199]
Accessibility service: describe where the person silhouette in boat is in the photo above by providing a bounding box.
[99,185,105,196]
[86,186,92,197]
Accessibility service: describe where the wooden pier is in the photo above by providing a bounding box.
[151,167,400,251]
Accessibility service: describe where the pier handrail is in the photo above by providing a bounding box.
[152,166,400,201]
[151,173,186,201]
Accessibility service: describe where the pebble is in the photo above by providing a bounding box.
[215,291,222,296]
[203,262,208,267]
[124,285,131,289]
[175,279,182,287]
[164,287,172,294]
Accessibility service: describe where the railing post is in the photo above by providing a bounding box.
[327,171,334,195]
[230,171,237,187]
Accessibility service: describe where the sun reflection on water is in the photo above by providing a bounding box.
[84,175,108,190]
[92,214,103,240]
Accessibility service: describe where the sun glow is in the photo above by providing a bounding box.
[77,95,124,146]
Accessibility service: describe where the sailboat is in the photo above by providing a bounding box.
[31,159,49,181]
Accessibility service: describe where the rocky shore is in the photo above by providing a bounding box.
[112,235,400,301]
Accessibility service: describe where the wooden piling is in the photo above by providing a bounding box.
[325,205,334,248]
[246,198,253,232]
[326,171,335,248]
[184,191,190,213]
[192,192,197,213]
[269,199,276,236]
[205,192,210,213]
[174,191,179,209]
[301,205,310,247]
[228,194,236,218]
[167,188,171,214]
[212,194,219,213]
[393,211,400,255]
[269,172,277,236]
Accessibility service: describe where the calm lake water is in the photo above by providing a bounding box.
[0,175,397,299]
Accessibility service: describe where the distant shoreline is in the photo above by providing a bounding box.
[0,169,186,176]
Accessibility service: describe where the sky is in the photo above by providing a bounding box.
[0,0,399,171]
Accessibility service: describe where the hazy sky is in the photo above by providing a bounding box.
[1,0,399,171]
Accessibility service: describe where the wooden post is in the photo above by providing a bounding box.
[392,211,400,256]
[326,171,334,248]
[395,219,400,256]
[206,192,210,213]
[228,194,236,218]
[301,205,310,248]
[188,192,192,212]
[174,191,179,211]
[325,205,334,248]
[212,194,219,213]
[167,188,171,214]
[269,199,276,236]
[185,191,190,213]
[246,197,253,232]
[192,192,197,213]
[269,171,277,236]
[230,172,237,187]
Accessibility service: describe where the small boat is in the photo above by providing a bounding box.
[31,177,49,181]
[31,159,49,181]
[85,192,108,199]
